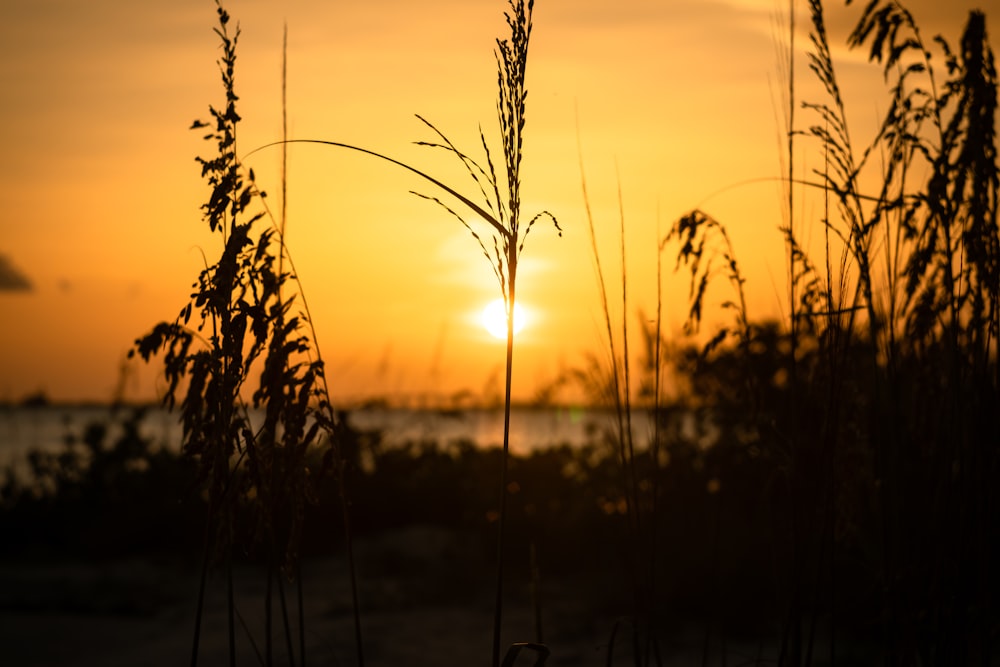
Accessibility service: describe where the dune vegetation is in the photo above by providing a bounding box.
[1,0,997,666]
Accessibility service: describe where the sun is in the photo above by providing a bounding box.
[482,298,526,340]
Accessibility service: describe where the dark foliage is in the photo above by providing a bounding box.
[659,3,999,663]
[0,408,202,560]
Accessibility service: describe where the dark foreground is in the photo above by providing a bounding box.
[0,527,778,667]
[1,402,997,665]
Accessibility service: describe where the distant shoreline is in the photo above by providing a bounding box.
[0,395,649,413]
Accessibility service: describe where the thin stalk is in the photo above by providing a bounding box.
[787,0,797,374]
[617,177,638,536]
[574,122,626,483]
[492,258,516,667]
[277,568,296,667]
[246,140,510,240]
[190,504,215,667]
[227,531,236,667]
[297,565,305,667]
[266,555,274,665]
[649,214,668,667]
[274,26,301,667]
[340,466,365,667]
[613,177,646,667]
[579,121,651,664]
[785,1,806,663]
[280,23,288,259]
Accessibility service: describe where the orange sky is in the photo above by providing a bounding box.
[0,0,994,405]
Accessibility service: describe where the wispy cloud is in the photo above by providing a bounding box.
[0,254,32,291]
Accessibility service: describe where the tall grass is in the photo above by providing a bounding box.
[118,0,996,664]
[247,1,560,665]
[577,160,642,663]
[577,139,680,664]
[657,0,998,663]
[130,1,562,664]
[131,2,361,665]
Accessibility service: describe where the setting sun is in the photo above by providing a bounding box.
[482,298,525,340]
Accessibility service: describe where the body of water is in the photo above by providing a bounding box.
[0,404,656,478]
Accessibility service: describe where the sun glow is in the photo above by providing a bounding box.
[482,298,526,340]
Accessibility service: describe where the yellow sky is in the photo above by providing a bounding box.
[0,0,994,405]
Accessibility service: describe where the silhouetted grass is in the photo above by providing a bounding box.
[657,2,999,664]
[244,2,561,665]
[565,2,997,665]
[128,1,563,666]
[1,1,995,665]
[128,2,358,664]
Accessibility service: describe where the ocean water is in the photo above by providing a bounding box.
[0,404,655,476]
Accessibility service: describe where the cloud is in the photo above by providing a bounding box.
[0,254,32,291]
